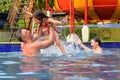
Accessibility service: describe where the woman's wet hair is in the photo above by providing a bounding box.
[93,37,101,46]
[16,29,23,42]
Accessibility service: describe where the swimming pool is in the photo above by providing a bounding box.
[0,42,120,80]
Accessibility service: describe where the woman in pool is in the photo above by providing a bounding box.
[77,37,103,54]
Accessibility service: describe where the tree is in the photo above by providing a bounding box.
[35,0,54,10]
[0,0,54,12]
[0,0,13,12]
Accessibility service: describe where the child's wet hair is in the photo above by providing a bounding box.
[33,10,48,20]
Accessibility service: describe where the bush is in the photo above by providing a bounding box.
[61,27,120,42]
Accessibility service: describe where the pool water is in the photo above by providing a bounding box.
[0,47,120,80]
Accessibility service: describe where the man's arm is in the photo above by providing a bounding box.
[77,38,90,51]
[32,26,54,49]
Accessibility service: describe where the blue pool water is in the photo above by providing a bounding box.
[0,42,120,80]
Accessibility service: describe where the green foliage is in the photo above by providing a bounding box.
[3,23,10,32]
[0,0,13,12]
[61,27,120,42]
[89,27,120,41]
[34,0,54,10]
[0,0,54,12]
[48,0,54,8]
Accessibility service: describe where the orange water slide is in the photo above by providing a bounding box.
[54,0,120,21]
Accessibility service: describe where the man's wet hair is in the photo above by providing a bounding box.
[16,29,23,42]
[33,10,48,20]
[93,37,101,46]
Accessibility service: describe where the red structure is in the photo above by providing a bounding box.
[46,0,54,13]
[54,0,120,21]
[70,0,75,33]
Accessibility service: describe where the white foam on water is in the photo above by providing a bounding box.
[66,33,79,43]
[41,44,63,57]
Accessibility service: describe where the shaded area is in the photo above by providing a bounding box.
[0,13,8,29]
[0,13,8,21]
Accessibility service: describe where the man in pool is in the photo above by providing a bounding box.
[16,26,55,57]
[77,37,103,54]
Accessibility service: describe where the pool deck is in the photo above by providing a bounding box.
[0,42,21,44]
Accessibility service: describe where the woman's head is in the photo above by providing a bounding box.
[90,38,101,48]
[93,38,101,46]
